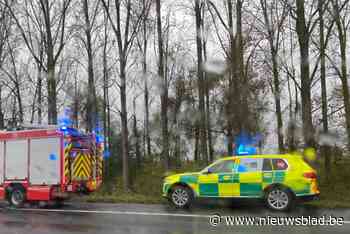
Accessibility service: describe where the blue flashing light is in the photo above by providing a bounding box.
[237,144,249,155]
[59,127,81,137]
[236,144,257,156]
[235,131,260,156]
[96,134,104,144]
[103,150,110,159]
[49,153,57,161]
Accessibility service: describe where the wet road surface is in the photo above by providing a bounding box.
[1,200,350,234]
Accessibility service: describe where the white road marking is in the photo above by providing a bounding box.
[5,208,350,225]
[17,208,211,218]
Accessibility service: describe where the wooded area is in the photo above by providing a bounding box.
[0,0,349,191]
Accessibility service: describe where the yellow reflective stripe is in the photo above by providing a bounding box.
[73,153,92,178]
[64,143,73,179]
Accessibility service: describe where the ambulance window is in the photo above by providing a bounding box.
[209,160,235,173]
[263,158,272,171]
[237,158,263,172]
[272,158,288,170]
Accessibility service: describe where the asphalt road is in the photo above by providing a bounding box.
[1,200,350,234]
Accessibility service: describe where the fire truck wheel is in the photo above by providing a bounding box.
[52,200,64,208]
[8,186,26,208]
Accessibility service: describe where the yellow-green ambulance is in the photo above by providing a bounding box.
[162,154,320,211]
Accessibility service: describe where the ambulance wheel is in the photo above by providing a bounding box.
[170,185,193,209]
[265,186,294,211]
[8,186,26,208]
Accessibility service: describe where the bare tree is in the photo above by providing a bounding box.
[79,0,99,132]
[102,9,111,177]
[156,0,170,169]
[1,40,24,124]
[284,0,318,147]
[0,1,11,128]
[136,0,152,158]
[318,0,331,181]
[195,0,208,163]
[0,85,3,129]
[260,0,287,153]
[4,0,72,124]
[207,0,249,154]
[329,0,350,149]
[101,0,144,190]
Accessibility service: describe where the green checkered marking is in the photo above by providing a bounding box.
[233,174,240,183]
[217,173,239,183]
[240,183,262,196]
[180,175,198,184]
[218,174,233,183]
[199,183,219,196]
[273,171,285,183]
[263,172,273,183]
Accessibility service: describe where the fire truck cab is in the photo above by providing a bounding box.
[0,127,103,207]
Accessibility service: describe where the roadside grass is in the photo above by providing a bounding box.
[308,158,350,208]
[86,158,350,208]
[86,162,204,204]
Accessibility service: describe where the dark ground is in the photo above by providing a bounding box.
[0,200,349,234]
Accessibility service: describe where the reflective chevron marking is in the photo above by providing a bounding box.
[63,142,104,179]
[97,156,103,176]
[64,143,73,179]
[73,153,92,178]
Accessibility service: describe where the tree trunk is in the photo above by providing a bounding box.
[226,0,238,154]
[83,0,97,132]
[46,56,57,125]
[37,39,44,124]
[332,0,350,150]
[73,74,79,128]
[201,8,213,161]
[102,13,110,178]
[339,37,350,149]
[156,0,169,169]
[260,0,284,153]
[194,126,199,161]
[120,58,130,190]
[37,64,42,124]
[144,71,151,157]
[318,0,330,182]
[227,130,234,155]
[0,86,3,129]
[43,0,58,125]
[11,96,16,128]
[204,46,214,161]
[133,98,141,168]
[295,0,314,147]
[195,0,208,164]
[271,47,284,152]
[236,0,248,133]
[8,45,23,124]
[142,0,151,157]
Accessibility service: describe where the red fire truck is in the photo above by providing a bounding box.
[0,127,103,207]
